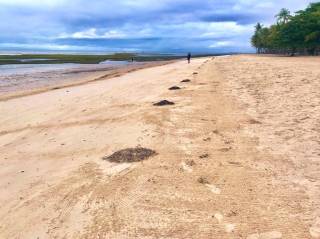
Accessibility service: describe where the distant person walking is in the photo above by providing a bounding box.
[187,52,191,64]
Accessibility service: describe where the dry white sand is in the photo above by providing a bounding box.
[0,55,319,238]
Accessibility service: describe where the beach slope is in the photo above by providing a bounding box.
[0,56,319,238]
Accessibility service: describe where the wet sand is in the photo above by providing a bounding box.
[0,61,169,101]
[0,55,319,238]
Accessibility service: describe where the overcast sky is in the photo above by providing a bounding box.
[0,0,315,53]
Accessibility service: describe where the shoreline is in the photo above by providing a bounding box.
[0,60,174,101]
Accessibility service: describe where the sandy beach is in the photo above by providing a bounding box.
[1,55,320,238]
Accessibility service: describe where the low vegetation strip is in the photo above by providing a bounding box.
[0,53,182,65]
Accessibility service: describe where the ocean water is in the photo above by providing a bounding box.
[0,61,129,76]
[0,61,131,94]
[0,63,82,76]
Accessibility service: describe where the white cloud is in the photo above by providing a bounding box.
[59,28,127,39]
[209,41,234,48]
[0,42,87,50]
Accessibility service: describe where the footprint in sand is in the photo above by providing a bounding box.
[310,217,320,238]
[206,184,221,194]
[247,231,282,239]
[224,223,236,233]
[180,162,193,173]
[214,212,236,233]
[214,213,224,223]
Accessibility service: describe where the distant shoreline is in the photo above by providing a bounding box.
[0,60,173,101]
[0,52,238,65]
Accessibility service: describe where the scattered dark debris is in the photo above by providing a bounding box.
[199,154,209,159]
[168,86,181,90]
[103,147,157,163]
[147,177,156,183]
[20,171,25,173]
[248,119,262,124]
[186,160,196,167]
[181,79,191,83]
[228,161,242,166]
[219,147,232,152]
[153,100,175,106]
[300,116,310,121]
[198,177,210,184]
[224,140,234,145]
[193,72,198,75]
[227,210,238,217]
[203,137,211,142]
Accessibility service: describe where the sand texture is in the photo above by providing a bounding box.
[0,55,319,238]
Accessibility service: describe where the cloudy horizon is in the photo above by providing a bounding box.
[0,0,315,53]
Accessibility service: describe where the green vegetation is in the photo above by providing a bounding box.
[0,53,185,65]
[251,3,320,56]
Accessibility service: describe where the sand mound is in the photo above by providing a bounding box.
[169,86,181,90]
[153,100,175,106]
[103,147,157,163]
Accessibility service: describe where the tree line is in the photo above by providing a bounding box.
[251,3,320,56]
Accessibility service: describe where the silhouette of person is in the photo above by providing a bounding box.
[187,52,191,64]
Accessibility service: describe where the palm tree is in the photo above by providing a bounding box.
[276,8,291,24]
[255,22,263,32]
[252,23,263,53]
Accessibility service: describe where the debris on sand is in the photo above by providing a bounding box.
[103,147,157,163]
[199,154,209,159]
[193,72,198,75]
[186,160,196,166]
[228,161,242,166]
[153,100,175,106]
[198,177,210,184]
[248,119,262,124]
[168,86,181,90]
[219,147,232,152]
[181,79,191,83]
